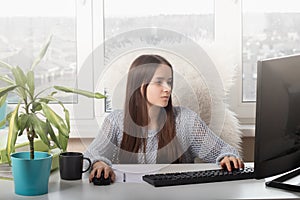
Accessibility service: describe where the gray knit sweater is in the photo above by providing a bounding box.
[84,106,240,166]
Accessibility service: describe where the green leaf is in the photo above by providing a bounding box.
[5,110,13,122]
[0,75,14,85]
[17,114,30,136]
[46,120,61,149]
[27,71,35,97]
[0,60,13,70]
[50,91,58,96]
[0,85,18,98]
[31,35,52,71]
[0,95,7,127]
[11,67,27,99]
[6,103,20,163]
[12,66,27,86]
[30,115,50,147]
[54,100,70,133]
[39,96,58,102]
[0,93,7,107]
[64,108,70,131]
[58,131,69,151]
[31,102,42,112]
[0,119,5,128]
[54,86,106,99]
[41,103,69,138]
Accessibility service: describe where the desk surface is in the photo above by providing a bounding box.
[1,163,300,200]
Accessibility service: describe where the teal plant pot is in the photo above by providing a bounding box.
[11,152,53,196]
[0,101,7,129]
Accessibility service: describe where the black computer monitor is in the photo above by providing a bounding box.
[254,54,300,191]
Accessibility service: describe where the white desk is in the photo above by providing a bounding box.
[1,163,300,200]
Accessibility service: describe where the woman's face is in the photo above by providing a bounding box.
[146,64,172,108]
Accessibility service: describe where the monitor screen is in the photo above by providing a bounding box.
[254,54,300,179]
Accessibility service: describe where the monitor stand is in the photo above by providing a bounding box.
[266,167,300,192]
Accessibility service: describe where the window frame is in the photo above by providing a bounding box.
[215,0,256,125]
[66,0,107,137]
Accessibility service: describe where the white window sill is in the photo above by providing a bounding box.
[241,124,255,137]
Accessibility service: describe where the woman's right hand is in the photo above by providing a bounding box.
[89,161,116,183]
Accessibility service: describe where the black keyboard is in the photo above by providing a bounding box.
[142,167,255,187]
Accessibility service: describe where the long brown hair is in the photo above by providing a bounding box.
[119,54,183,163]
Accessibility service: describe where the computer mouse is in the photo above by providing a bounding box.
[224,161,239,172]
[92,171,111,186]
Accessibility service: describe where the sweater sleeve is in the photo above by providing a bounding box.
[84,111,121,168]
[182,108,241,164]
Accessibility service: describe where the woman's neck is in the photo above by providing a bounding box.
[147,105,161,130]
[148,106,166,130]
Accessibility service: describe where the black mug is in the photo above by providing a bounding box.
[59,152,91,180]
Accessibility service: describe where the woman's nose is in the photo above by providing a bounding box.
[161,82,171,91]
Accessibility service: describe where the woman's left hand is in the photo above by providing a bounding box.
[220,156,244,171]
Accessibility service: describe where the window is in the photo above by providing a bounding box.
[242,0,300,102]
[6,0,297,137]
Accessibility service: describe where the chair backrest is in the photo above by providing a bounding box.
[172,70,242,153]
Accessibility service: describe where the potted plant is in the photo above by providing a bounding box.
[0,36,105,196]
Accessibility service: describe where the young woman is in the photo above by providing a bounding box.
[85,54,244,183]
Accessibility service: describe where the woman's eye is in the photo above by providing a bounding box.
[150,80,172,87]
